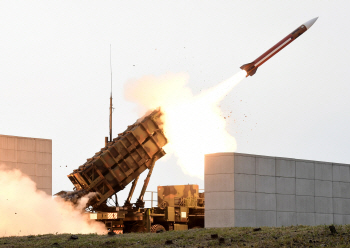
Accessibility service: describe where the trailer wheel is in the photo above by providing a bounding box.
[159,201,169,209]
[151,224,166,233]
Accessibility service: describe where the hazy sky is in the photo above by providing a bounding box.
[1,1,349,205]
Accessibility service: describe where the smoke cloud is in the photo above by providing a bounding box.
[0,165,106,237]
[124,71,246,178]
[124,73,192,115]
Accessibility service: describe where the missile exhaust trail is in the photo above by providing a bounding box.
[241,17,318,77]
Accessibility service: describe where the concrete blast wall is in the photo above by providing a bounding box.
[205,152,350,227]
[0,134,52,195]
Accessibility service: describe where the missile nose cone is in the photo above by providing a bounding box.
[303,17,318,29]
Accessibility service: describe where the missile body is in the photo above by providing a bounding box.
[241,17,318,77]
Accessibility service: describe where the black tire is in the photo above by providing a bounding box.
[151,224,166,233]
[159,201,169,209]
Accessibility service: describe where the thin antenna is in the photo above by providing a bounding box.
[110,44,113,96]
[109,44,113,142]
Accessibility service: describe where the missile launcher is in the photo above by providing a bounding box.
[57,109,167,209]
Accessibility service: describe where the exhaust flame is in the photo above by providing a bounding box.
[125,70,247,178]
[0,166,106,237]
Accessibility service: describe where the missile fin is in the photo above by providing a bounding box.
[240,62,254,71]
[248,68,258,76]
[240,62,257,77]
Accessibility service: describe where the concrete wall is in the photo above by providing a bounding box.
[205,152,348,227]
[0,134,52,195]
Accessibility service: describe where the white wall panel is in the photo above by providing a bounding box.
[17,138,36,152]
[277,212,296,227]
[256,175,275,193]
[205,210,234,228]
[256,157,275,176]
[36,152,52,165]
[234,210,256,227]
[0,135,52,195]
[35,139,52,153]
[17,151,36,163]
[234,174,255,192]
[256,210,276,227]
[315,163,332,181]
[234,155,255,174]
[36,176,52,189]
[0,136,16,150]
[296,161,314,179]
[276,177,295,195]
[0,161,17,169]
[297,213,315,225]
[36,164,52,177]
[333,165,350,182]
[16,163,36,176]
[296,179,314,196]
[205,174,234,192]
[276,159,295,178]
[0,148,16,162]
[205,152,350,228]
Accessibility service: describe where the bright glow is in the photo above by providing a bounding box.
[0,166,106,237]
[124,70,247,178]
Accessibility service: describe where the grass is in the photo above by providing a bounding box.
[1,225,350,247]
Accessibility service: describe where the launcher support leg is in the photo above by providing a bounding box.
[135,155,158,209]
[124,176,139,207]
[112,193,119,207]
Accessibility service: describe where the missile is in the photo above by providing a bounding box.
[241,17,318,77]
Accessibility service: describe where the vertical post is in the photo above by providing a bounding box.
[109,94,112,142]
[109,44,113,142]
[145,209,151,232]
[124,176,139,207]
[151,192,153,208]
[116,193,119,207]
[136,155,158,208]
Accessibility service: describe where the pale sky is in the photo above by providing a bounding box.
[1,1,349,205]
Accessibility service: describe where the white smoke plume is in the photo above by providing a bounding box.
[124,71,246,178]
[0,165,106,237]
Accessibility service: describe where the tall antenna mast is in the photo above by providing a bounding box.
[109,44,113,142]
